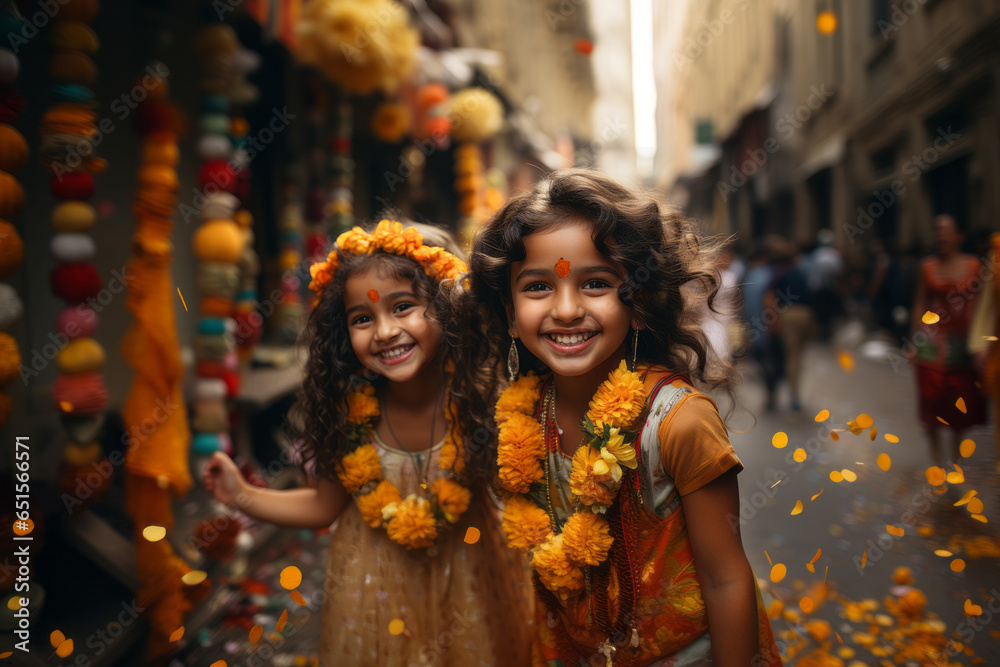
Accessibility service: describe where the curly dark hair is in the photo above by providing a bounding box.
[459,168,738,406]
[287,223,495,483]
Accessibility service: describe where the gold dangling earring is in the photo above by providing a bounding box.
[507,338,520,382]
[631,329,639,372]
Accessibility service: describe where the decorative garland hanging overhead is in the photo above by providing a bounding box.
[447,87,504,243]
[40,0,113,507]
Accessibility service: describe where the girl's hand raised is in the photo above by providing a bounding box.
[202,451,248,507]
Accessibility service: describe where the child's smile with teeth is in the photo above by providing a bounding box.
[380,343,414,359]
[547,332,598,345]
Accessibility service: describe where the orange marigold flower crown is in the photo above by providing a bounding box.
[308,220,468,297]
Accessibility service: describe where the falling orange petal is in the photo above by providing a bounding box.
[50,631,66,647]
[861,551,868,569]
[830,471,844,483]
[765,550,772,566]
[806,563,815,573]
[573,39,594,56]
[249,625,263,643]
[951,559,966,572]
[918,525,934,536]
[554,258,571,277]
[793,448,807,463]
[464,527,480,544]
[935,549,954,557]
[824,565,829,583]
[809,548,822,564]
[841,469,857,482]
[955,490,977,506]
[0,653,11,659]
[884,433,899,443]
[772,432,788,448]
[971,514,988,523]
[290,591,307,606]
[922,311,940,324]
[143,525,166,542]
[886,525,904,537]
[830,430,840,441]
[791,500,803,515]
[846,420,864,435]
[811,489,824,501]
[947,465,965,484]
[770,563,787,583]
[5,598,20,611]
[770,479,782,489]
[967,497,984,514]
[877,453,892,471]
[955,397,967,413]
[388,619,406,635]
[835,631,843,644]
[210,662,227,667]
[960,439,976,458]
[838,351,855,371]
[937,416,950,425]
[169,627,184,642]
[965,599,983,616]
[815,409,830,422]
[280,566,302,590]
[367,289,379,303]
[869,427,878,441]
[856,414,874,429]
[800,596,815,613]
[55,640,74,658]
[59,401,74,412]
[768,599,784,618]
[277,609,289,632]
[177,287,188,312]
[925,466,946,486]
[181,571,207,586]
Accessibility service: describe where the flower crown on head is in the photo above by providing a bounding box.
[308,220,468,297]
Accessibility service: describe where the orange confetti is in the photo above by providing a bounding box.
[50,631,66,647]
[554,258,571,277]
[965,599,983,616]
[367,289,379,302]
[55,640,74,659]
[793,448,807,463]
[971,514,988,524]
[772,432,788,448]
[830,471,844,483]
[925,466,946,486]
[464,527,481,544]
[5,598,21,611]
[830,430,840,441]
[955,490,977,506]
[838,350,855,371]
[177,287,188,311]
[806,563,815,573]
[960,439,976,457]
[946,465,965,484]
[768,599,784,618]
[884,433,899,443]
[951,559,966,572]
[861,551,868,569]
[280,566,302,590]
[937,416,950,425]
[877,453,891,471]
[922,311,940,324]
[791,500,803,516]
[967,497,984,514]
[290,591,307,606]
[143,525,166,542]
[249,625,263,643]
[181,570,207,586]
[815,409,830,422]
[765,550,772,566]
[573,38,594,55]
[824,565,829,583]
[835,631,843,644]
[856,414,874,429]
[770,563,787,583]
[0,653,12,659]
[809,548,822,564]
[277,609,289,632]
[388,619,406,635]
[210,662,227,667]
[800,596,815,613]
[935,549,954,557]
[869,427,877,441]
[841,469,857,482]
[886,525,904,537]
[956,397,967,413]
[811,489,824,501]
[169,627,184,642]
[59,401,74,412]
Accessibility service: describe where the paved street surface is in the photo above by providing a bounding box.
[729,335,1000,665]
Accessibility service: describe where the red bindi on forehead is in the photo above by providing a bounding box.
[367,289,379,302]
[554,258,571,278]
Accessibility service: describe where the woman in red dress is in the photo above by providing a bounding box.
[911,215,987,467]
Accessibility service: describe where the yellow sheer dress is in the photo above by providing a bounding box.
[319,432,534,666]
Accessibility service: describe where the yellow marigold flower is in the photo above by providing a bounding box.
[356,480,401,528]
[569,446,616,508]
[430,478,471,522]
[377,220,416,255]
[587,360,646,432]
[592,446,624,483]
[346,385,380,425]
[336,444,382,493]
[337,227,373,255]
[438,434,465,474]
[604,427,638,469]
[495,374,541,424]
[502,495,552,551]
[411,245,441,266]
[497,446,544,493]
[498,412,546,459]
[532,535,585,602]
[386,494,438,549]
[561,512,613,566]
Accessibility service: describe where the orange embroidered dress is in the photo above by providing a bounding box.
[533,367,781,666]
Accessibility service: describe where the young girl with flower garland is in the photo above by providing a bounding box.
[463,170,781,666]
[203,220,533,666]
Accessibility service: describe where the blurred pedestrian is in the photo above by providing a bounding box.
[911,215,987,467]
[740,245,783,411]
[768,242,815,411]
[808,229,843,342]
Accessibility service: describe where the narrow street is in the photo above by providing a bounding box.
[732,331,1000,665]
